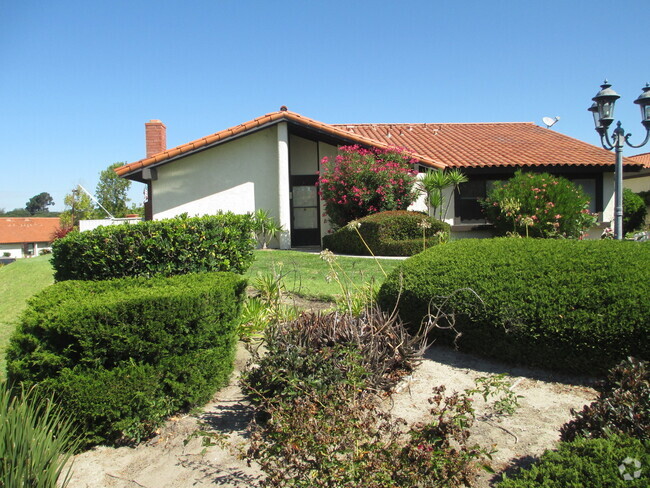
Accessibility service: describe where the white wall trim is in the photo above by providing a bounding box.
[277,122,291,249]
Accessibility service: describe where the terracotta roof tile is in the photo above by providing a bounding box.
[332,122,640,169]
[0,217,60,244]
[116,111,642,178]
[631,152,650,168]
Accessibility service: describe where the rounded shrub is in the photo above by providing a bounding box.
[623,188,647,234]
[322,210,450,256]
[377,238,650,374]
[497,435,649,487]
[6,271,246,447]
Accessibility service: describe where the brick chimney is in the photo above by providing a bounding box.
[145,120,166,158]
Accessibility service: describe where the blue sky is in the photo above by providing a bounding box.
[0,0,646,212]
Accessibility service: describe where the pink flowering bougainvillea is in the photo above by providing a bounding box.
[317,145,418,228]
[481,170,598,238]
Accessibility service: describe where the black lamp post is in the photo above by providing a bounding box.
[590,80,650,239]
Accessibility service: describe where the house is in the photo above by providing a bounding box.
[0,217,60,258]
[625,152,650,226]
[625,152,650,194]
[115,108,645,248]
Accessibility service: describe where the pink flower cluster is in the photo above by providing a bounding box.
[317,145,418,228]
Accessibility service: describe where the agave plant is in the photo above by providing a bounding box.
[418,169,468,221]
[0,383,80,487]
[252,209,284,249]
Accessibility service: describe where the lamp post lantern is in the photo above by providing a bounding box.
[590,81,650,239]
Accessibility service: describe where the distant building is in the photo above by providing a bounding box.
[0,217,60,258]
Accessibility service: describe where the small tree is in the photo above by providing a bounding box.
[25,192,54,215]
[418,169,468,220]
[60,187,95,228]
[317,145,418,229]
[481,171,597,238]
[95,162,131,218]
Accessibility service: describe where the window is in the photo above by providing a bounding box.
[568,178,598,213]
[456,178,502,222]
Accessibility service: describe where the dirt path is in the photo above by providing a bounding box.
[67,343,596,487]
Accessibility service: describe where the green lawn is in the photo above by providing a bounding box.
[0,255,55,380]
[245,250,403,301]
[0,250,403,380]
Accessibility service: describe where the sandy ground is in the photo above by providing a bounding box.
[66,342,596,488]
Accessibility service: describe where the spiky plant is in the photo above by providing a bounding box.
[0,383,80,488]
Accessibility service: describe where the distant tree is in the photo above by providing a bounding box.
[2,208,31,217]
[60,187,96,228]
[95,162,131,218]
[25,192,54,215]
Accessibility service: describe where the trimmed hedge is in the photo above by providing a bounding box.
[52,213,255,281]
[497,435,649,487]
[6,271,246,446]
[322,210,450,256]
[377,239,650,374]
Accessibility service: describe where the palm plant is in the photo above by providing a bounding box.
[418,169,468,221]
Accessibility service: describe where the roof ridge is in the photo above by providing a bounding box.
[332,121,537,126]
[116,110,446,176]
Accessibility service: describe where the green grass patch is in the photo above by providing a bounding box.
[245,250,403,301]
[0,250,400,379]
[0,256,54,380]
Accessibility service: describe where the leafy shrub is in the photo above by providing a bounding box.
[1,383,80,488]
[51,213,255,281]
[561,357,649,442]
[378,238,650,374]
[637,190,650,207]
[248,384,487,488]
[482,170,597,238]
[322,210,450,256]
[497,434,649,487]
[6,271,245,446]
[242,310,488,487]
[317,145,418,228]
[624,188,647,233]
[241,307,428,401]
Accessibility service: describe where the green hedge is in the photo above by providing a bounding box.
[377,239,650,374]
[6,271,246,446]
[322,210,450,256]
[52,213,255,281]
[497,435,649,487]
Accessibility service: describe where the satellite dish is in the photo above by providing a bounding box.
[542,116,560,128]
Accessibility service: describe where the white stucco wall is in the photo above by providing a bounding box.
[601,172,615,225]
[151,126,281,225]
[624,173,650,194]
[1,242,50,258]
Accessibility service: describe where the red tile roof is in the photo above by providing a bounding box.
[631,152,650,168]
[0,218,60,244]
[115,110,643,178]
[332,122,640,168]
